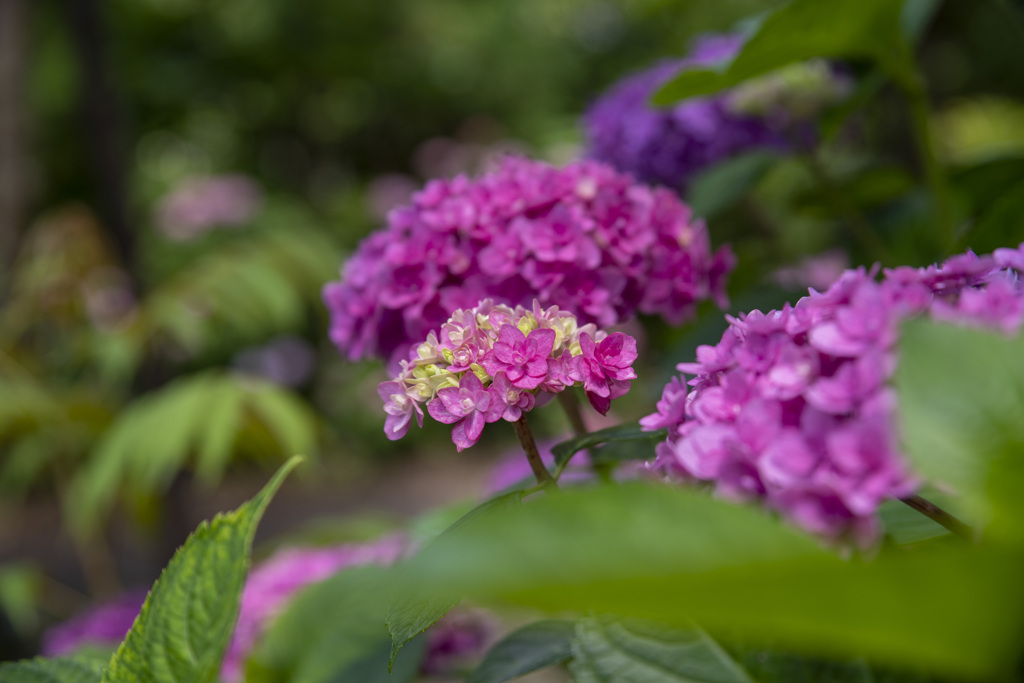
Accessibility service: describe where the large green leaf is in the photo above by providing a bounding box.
[466,619,575,683]
[894,319,1024,540]
[653,0,915,106]
[386,491,524,668]
[395,483,1024,678]
[248,566,426,683]
[102,456,301,683]
[569,617,753,683]
[0,657,104,683]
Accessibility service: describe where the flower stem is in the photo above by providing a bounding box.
[902,78,954,252]
[512,415,557,489]
[802,151,889,264]
[557,390,588,438]
[900,494,973,540]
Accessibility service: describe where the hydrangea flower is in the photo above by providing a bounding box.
[324,156,732,365]
[380,300,638,451]
[642,244,1024,545]
[583,34,849,192]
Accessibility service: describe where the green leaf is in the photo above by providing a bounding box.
[551,424,666,469]
[569,617,753,683]
[386,491,524,669]
[249,566,426,683]
[894,319,1024,540]
[653,0,914,106]
[466,619,575,683]
[687,152,780,219]
[102,456,302,683]
[396,483,1024,678]
[0,657,104,683]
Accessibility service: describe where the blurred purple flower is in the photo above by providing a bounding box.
[41,590,146,657]
[583,35,788,192]
[772,250,849,292]
[233,335,315,388]
[584,34,850,193]
[156,174,262,241]
[421,609,497,677]
[324,156,732,365]
[643,244,1024,545]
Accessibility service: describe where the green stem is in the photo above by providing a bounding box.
[802,151,889,263]
[557,390,588,439]
[900,494,972,540]
[903,78,954,252]
[512,415,557,489]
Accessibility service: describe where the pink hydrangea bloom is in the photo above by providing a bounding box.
[643,244,1024,545]
[324,156,732,365]
[380,300,639,450]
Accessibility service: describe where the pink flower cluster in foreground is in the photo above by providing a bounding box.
[379,300,638,450]
[221,537,406,681]
[324,155,732,365]
[642,244,1024,544]
[43,536,493,681]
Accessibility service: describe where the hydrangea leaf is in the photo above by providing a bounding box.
[394,482,1024,679]
[569,617,753,683]
[0,657,104,683]
[894,319,1024,540]
[465,619,575,683]
[248,566,426,683]
[386,490,523,669]
[101,456,302,683]
[551,424,666,469]
[653,0,915,106]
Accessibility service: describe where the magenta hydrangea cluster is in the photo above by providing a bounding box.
[379,300,638,451]
[641,244,1024,544]
[324,155,732,365]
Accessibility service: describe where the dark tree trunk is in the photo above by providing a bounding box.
[62,0,137,282]
[0,0,31,284]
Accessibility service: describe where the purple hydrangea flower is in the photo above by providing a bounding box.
[643,244,1024,545]
[324,156,732,365]
[380,300,639,451]
[584,34,850,192]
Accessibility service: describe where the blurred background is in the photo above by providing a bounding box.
[2,0,1024,665]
